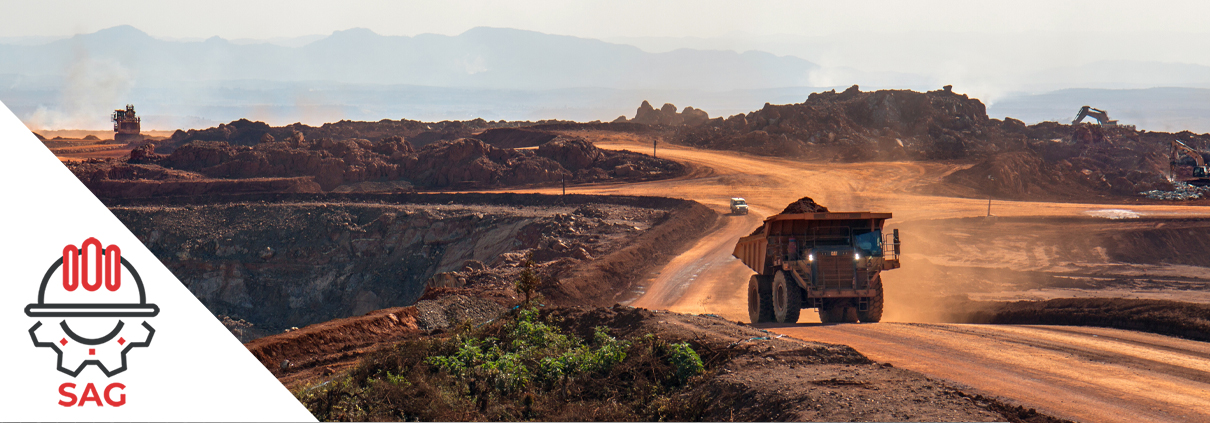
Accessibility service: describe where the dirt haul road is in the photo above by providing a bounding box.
[486,131,1210,422]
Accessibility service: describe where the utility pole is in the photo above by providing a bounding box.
[987,198,992,217]
[653,139,657,158]
[562,175,566,196]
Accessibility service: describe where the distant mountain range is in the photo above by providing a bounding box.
[0,25,817,90]
[1,25,1209,134]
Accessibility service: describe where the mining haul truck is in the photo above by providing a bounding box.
[735,211,900,324]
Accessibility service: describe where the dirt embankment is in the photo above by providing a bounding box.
[939,127,1194,201]
[68,127,684,197]
[943,298,1210,343]
[162,117,571,151]
[245,294,507,385]
[263,302,1063,422]
[107,193,714,335]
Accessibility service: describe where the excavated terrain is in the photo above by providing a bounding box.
[667,85,1210,202]
[106,193,715,336]
[51,95,1210,421]
[161,117,567,151]
[68,127,683,197]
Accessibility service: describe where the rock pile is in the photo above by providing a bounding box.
[781,196,830,214]
[1141,181,1210,200]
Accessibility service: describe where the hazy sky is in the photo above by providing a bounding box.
[3,0,1209,40]
[6,0,1210,130]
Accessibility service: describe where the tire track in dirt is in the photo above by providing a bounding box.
[773,323,1210,423]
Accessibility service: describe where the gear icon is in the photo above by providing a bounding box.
[26,238,159,377]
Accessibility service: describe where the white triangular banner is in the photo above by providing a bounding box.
[0,101,316,421]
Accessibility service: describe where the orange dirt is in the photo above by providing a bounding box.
[482,129,1210,422]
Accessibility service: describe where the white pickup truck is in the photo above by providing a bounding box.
[730,197,749,215]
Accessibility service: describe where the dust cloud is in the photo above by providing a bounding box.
[880,217,1097,323]
[25,49,133,131]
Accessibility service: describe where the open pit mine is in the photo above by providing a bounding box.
[50,87,1210,422]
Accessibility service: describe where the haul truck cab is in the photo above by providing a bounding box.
[734,211,900,324]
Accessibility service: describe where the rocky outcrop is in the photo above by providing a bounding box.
[677,85,1008,161]
[622,100,711,126]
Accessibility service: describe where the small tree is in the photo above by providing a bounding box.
[515,253,540,306]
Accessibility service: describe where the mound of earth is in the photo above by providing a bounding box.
[781,196,830,214]
[67,131,685,196]
[108,193,716,335]
[677,85,1013,161]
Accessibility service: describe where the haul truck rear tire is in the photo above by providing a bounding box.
[857,275,884,323]
[772,271,802,323]
[748,275,775,323]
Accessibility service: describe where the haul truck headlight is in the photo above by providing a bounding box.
[854,253,861,261]
[808,254,814,262]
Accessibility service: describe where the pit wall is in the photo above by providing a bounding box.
[105,193,717,331]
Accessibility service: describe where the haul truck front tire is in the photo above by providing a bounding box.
[857,275,884,323]
[772,271,802,324]
[748,274,775,323]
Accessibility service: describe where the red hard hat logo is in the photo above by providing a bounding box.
[26,238,158,378]
[26,237,159,317]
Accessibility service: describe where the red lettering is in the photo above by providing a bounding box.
[58,383,77,407]
[78,383,102,407]
[103,383,125,407]
[57,382,126,407]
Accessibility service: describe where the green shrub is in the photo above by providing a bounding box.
[666,341,704,383]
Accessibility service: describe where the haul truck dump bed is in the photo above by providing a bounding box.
[735,210,900,324]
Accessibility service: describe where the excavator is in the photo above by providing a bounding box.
[1170,139,1210,185]
[1072,106,1119,126]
